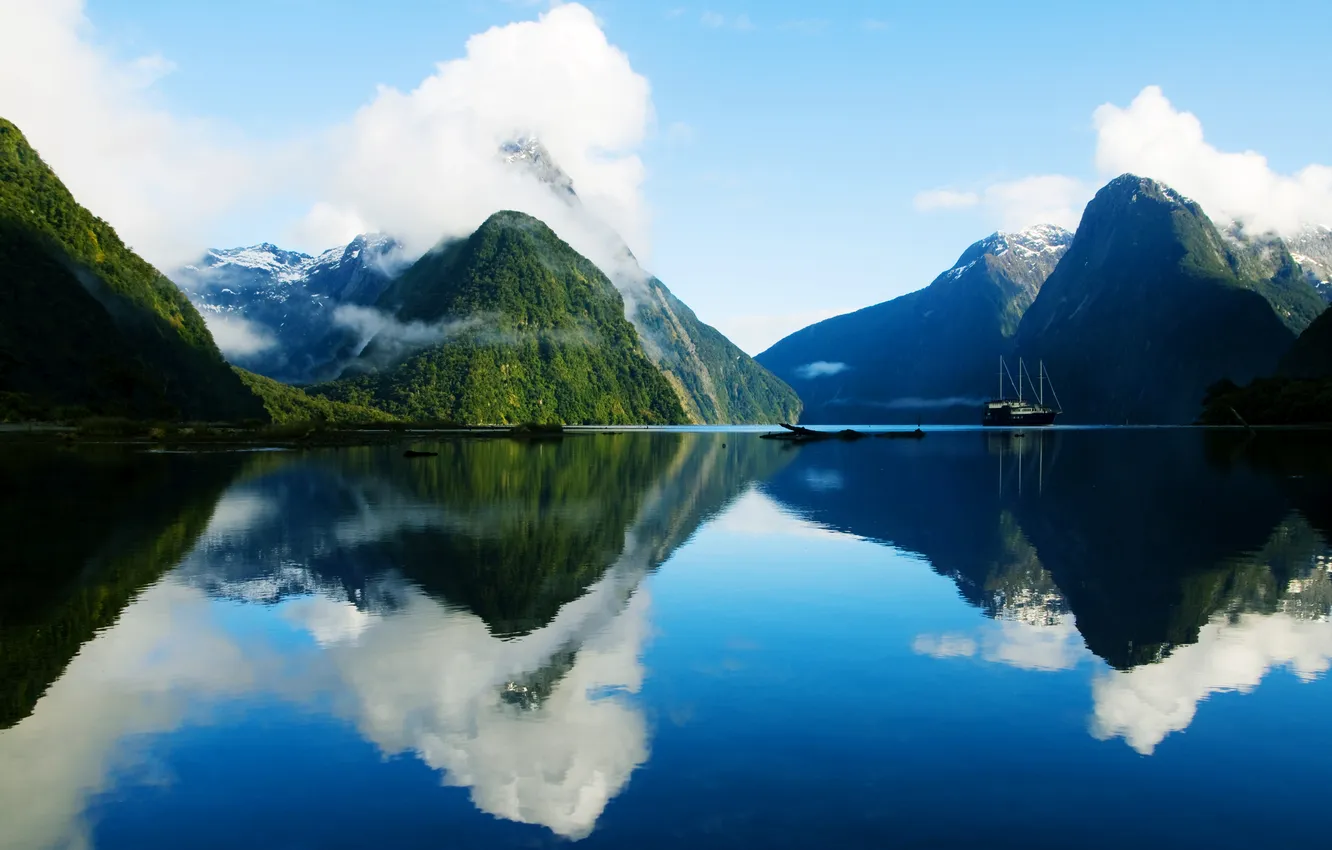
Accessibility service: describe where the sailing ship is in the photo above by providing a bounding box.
[982,357,1061,427]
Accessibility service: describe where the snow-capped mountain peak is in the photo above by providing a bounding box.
[500,136,576,198]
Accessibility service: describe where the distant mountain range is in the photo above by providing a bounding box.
[175,234,404,384]
[761,173,1329,425]
[757,224,1073,423]
[4,108,1328,427]
[172,137,798,424]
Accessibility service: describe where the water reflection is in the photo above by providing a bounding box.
[761,429,1332,752]
[0,435,789,847]
[2,430,1331,847]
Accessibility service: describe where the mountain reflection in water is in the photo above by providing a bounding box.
[0,429,1330,848]
[762,429,1332,754]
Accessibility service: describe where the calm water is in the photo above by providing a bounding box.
[2,429,1332,849]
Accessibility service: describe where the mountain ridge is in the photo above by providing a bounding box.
[313,210,688,425]
[1016,173,1325,423]
[755,223,1073,423]
[0,116,263,421]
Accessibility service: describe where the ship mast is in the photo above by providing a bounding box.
[1017,358,1024,402]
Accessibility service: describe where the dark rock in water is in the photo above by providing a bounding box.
[402,449,438,458]
[760,423,924,443]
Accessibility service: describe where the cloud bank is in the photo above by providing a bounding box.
[201,313,277,358]
[0,0,266,269]
[916,85,1332,236]
[0,2,656,279]
[301,3,655,266]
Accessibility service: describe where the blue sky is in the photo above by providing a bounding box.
[7,0,1332,352]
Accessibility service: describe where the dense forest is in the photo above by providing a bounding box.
[315,212,687,425]
[0,118,263,421]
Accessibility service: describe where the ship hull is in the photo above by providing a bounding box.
[981,405,1058,427]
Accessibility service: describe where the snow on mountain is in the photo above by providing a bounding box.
[500,137,577,198]
[1223,221,1332,304]
[1287,225,1332,302]
[174,234,405,383]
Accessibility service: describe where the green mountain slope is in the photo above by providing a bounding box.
[314,211,687,424]
[0,118,263,420]
[234,367,396,424]
[756,225,1072,423]
[635,276,800,423]
[1016,175,1326,424]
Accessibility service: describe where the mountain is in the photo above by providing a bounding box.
[0,118,263,420]
[755,224,1073,423]
[1287,224,1332,301]
[174,233,403,384]
[1016,175,1326,424]
[313,210,687,424]
[0,445,243,728]
[1280,306,1332,379]
[501,138,800,424]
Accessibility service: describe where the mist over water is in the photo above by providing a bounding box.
[2,429,1331,849]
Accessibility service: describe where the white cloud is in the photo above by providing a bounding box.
[915,176,1088,231]
[917,85,1332,236]
[861,19,891,31]
[0,0,268,270]
[1093,85,1332,235]
[913,619,1086,671]
[912,632,978,659]
[1090,610,1332,755]
[796,360,849,379]
[0,581,272,850]
[200,313,277,357]
[300,3,655,268]
[981,175,1088,231]
[0,2,656,279]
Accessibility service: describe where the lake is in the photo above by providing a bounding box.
[2,429,1331,849]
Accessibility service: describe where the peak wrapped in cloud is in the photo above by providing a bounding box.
[302,3,654,264]
[916,85,1332,237]
[1093,86,1332,236]
[0,2,655,275]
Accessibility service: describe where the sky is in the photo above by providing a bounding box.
[1,0,1330,354]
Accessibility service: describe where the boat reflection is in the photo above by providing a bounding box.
[761,428,1332,753]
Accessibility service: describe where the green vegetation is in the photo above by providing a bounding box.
[0,447,241,727]
[0,117,264,421]
[234,367,396,424]
[637,277,801,423]
[314,211,687,425]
